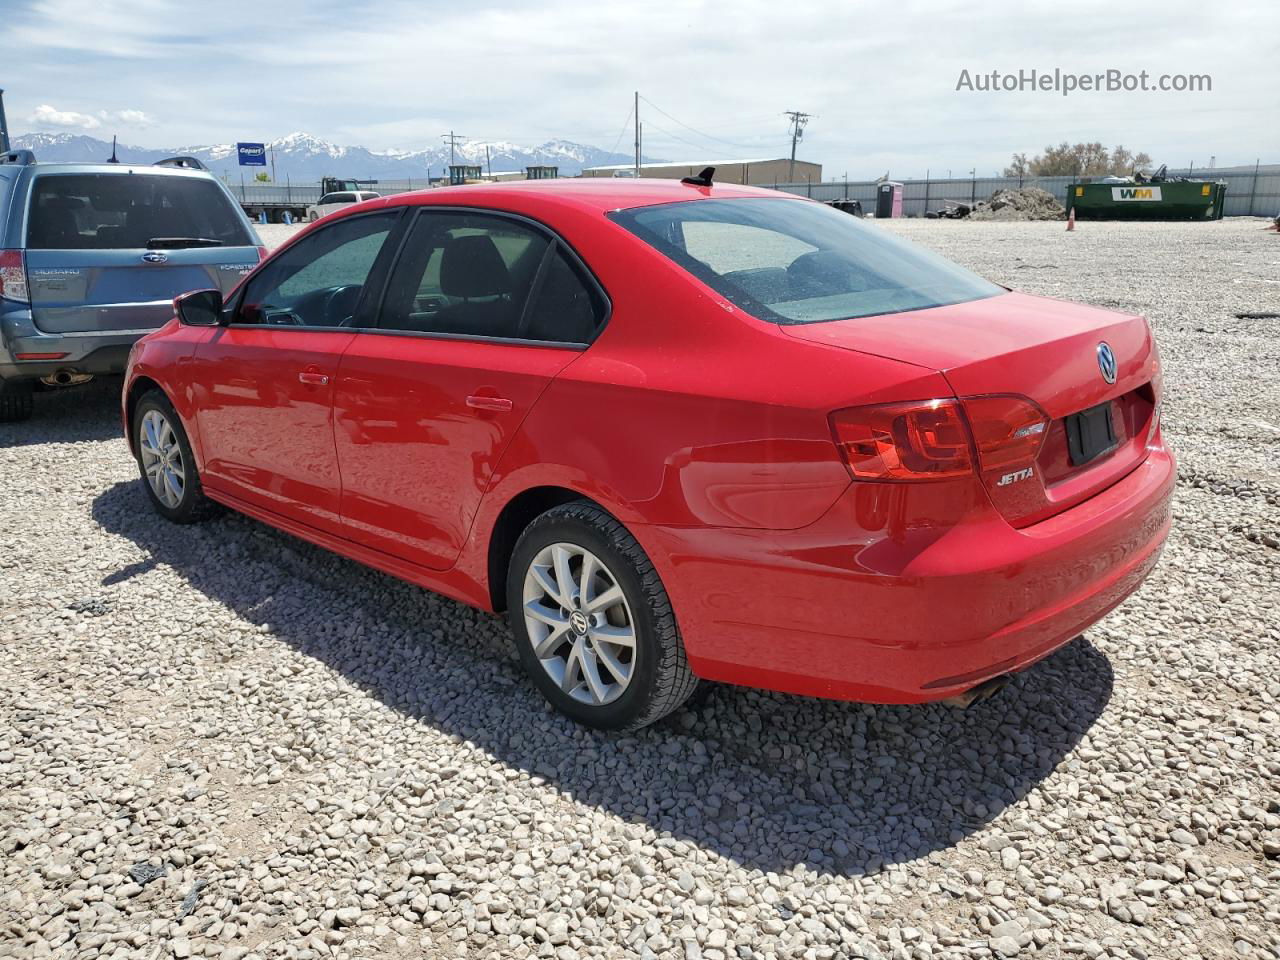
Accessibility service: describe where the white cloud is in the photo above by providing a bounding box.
[6,0,1280,172]
[30,104,100,129]
[98,109,156,127]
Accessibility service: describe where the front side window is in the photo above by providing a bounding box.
[27,173,254,250]
[237,211,398,327]
[609,197,1003,324]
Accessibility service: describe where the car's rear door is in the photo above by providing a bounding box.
[23,170,260,335]
[189,209,404,535]
[332,207,607,569]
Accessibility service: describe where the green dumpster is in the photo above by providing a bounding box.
[1068,179,1227,221]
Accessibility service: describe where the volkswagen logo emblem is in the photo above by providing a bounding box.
[1097,342,1117,384]
[141,251,169,264]
[570,611,590,636]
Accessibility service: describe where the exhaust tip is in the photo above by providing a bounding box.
[941,674,1011,709]
[40,369,94,388]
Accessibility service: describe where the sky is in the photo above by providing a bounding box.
[4,0,1278,177]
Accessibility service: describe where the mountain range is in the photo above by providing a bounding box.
[10,131,639,180]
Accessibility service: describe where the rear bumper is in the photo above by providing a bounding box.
[0,304,151,381]
[640,440,1175,703]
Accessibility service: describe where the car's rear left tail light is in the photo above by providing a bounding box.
[829,394,1049,482]
[829,400,973,480]
[0,250,28,303]
[960,395,1050,472]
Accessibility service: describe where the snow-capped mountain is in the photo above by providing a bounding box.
[10,131,638,179]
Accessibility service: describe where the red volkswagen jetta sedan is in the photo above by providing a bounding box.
[122,178,1174,729]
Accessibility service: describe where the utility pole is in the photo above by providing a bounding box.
[485,145,491,177]
[0,89,10,153]
[441,131,466,166]
[784,110,810,182]
[634,91,640,178]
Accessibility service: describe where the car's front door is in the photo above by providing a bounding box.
[332,208,607,569]
[190,209,402,535]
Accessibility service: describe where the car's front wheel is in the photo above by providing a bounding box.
[507,502,698,730]
[132,391,217,524]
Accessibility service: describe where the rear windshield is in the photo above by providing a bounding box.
[27,173,254,250]
[609,197,1002,324]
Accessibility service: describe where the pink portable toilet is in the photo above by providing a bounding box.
[875,181,903,218]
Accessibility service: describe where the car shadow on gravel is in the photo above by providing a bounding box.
[0,377,123,447]
[92,479,1113,878]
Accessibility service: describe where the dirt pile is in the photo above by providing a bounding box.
[967,187,1066,221]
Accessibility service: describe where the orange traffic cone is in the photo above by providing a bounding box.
[1066,208,1076,232]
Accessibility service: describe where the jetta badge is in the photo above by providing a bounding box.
[1097,342,1117,384]
[141,251,169,264]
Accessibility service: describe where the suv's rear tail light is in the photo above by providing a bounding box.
[829,400,973,480]
[829,394,1049,482]
[960,395,1050,472]
[0,250,29,303]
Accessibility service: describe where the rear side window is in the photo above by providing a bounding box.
[379,211,601,343]
[609,197,1002,324]
[26,174,254,250]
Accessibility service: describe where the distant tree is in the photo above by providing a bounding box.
[1005,142,1157,178]
[1003,152,1031,178]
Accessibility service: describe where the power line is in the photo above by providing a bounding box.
[607,102,634,157]
[637,96,770,152]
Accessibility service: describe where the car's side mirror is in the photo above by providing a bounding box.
[175,288,224,326]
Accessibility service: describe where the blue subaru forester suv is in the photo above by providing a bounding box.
[0,150,263,421]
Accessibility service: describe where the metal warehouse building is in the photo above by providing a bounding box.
[581,157,823,185]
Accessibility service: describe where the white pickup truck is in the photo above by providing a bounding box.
[305,190,381,222]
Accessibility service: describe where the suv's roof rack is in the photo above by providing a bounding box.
[154,155,207,171]
[0,149,36,166]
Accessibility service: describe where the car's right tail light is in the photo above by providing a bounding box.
[0,250,29,303]
[829,394,1049,482]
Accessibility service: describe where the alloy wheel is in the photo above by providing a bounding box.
[522,542,636,705]
[139,409,185,509]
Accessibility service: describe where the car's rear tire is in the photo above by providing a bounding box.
[0,379,34,423]
[507,501,698,730]
[309,212,319,222]
[132,390,217,524]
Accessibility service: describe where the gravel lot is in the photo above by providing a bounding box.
[2,217,1278,960]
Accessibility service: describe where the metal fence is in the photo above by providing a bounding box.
[222,165,1280,219]
[767,166,1280,218]
[223,178,431,207]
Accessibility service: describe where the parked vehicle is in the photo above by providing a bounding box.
[306,190,381,222]
[0,150,263,421]
[122,178,1174,729]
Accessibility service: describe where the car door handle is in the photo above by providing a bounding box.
[298,371,330,386]
[466,395,513,412]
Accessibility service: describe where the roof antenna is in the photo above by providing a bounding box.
[681,166,715,187]
[107,135,119,164]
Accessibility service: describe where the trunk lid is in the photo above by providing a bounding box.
[783,291,1160,525]
[26,247,257,334]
